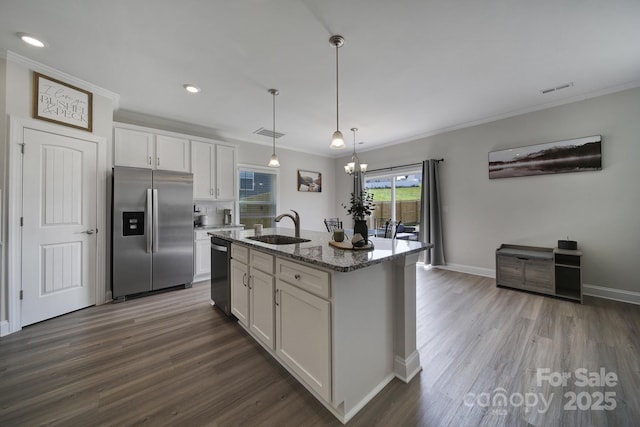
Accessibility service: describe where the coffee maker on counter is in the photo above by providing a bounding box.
[223,209,232,225]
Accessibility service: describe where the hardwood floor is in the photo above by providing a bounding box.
[1,267,639,426]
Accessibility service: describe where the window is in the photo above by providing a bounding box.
[240,171,255,191]
[238,167,277,229]
[365,170,422,238]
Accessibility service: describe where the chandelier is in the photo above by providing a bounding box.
[344,127,367,175]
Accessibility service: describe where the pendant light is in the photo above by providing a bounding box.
[267,88,280,167]
[329,35,346,149]
[344,128,367,175]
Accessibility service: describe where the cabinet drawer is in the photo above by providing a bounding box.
[497,255,523,283]
[524,260,554,290]
[250,250,274,274]
[276,258,330,299]
[231,244,249,263]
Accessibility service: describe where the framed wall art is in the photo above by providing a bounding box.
[33,72,93,132]
[489,135,601,179]
[297,169,322,192]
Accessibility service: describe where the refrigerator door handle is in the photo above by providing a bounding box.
[146,189,153,253]
[152,188,159,253]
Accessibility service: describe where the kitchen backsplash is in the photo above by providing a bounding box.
[194,201,235,225]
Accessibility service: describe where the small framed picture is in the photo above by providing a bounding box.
[33,72,93,132]
[297,170,322,192]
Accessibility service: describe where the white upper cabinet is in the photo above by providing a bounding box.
[216,144,236,200]
[192,140,215,199]
[113,124,190,172]
[113,127,154,169]
[192,140,236,200]
[155,135,190,172]
[113,123,236,197]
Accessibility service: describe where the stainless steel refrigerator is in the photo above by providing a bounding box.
[112,166,194,299]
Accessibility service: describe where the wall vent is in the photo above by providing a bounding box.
[254,127,285,138]
[540,82,574,95]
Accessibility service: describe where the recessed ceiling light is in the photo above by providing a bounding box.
[184,84,201,93]
[17,32,45,48]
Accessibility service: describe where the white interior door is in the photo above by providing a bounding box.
[20,127,97,326]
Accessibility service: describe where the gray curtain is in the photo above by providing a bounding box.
[419,159,445,265]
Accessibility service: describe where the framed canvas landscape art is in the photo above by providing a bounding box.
[297,170,322,192]
[489,135,602,179]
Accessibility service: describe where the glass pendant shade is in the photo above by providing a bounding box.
[268,153,280,167]
[330,130,346,149]
[345,161,355,174]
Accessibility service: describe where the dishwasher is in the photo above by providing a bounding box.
[210,236,232,316]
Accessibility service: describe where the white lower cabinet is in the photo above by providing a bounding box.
[193,231,211,282]
[230,245,275,349]
[275,279,331,402]
[230,258,249,326]
[230,246,332,405]
[249,269,275,349]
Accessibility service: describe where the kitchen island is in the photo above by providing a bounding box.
[209,227,430,423]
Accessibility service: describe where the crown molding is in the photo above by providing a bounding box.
[2,49,120,109]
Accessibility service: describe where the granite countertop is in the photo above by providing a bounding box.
[195,224,244,230]
[208,227,431,272]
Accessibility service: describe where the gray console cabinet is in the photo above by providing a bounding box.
[496,244,582,303]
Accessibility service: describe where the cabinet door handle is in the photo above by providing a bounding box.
[275,289,279,306]
[148,155,152,165]
[157,157,160,167]
[242,272,247,287]
[217,188,220,197]
[517,257,529,260]
[248,275,253,290]
[294,274,301,280]
[210,188,214,196]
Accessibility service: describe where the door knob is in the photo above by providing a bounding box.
[83,229,95,235]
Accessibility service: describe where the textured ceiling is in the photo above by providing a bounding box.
[1,0,639,157]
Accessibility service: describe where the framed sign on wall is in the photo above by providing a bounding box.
[33,72,93,132]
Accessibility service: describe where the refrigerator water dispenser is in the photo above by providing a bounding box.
[122,212,145,236]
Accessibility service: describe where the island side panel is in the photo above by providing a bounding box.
[332,262,395,421]
[392,253,422,382]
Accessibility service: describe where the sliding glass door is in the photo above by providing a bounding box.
[365,170,422,238]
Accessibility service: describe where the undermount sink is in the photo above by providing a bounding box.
[247,234,311,245]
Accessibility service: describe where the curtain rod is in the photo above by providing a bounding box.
[366,159,443,174]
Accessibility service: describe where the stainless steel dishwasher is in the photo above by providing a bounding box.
[210,236,232,316]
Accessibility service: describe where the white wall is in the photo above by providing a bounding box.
[336,88,640,294]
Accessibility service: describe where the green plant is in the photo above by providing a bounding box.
[342,190,375,221]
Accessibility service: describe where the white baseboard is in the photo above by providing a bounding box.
[583,284,640,305]
[432,263,495,278]
[0,320,10,337]
[431,264,640,306]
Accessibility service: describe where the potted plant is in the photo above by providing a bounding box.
[343,190,375,243]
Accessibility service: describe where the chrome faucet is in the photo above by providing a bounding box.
[274,209,300,237]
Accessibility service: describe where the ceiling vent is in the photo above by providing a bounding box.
[540,82,574,95]
[254,127,285,139]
